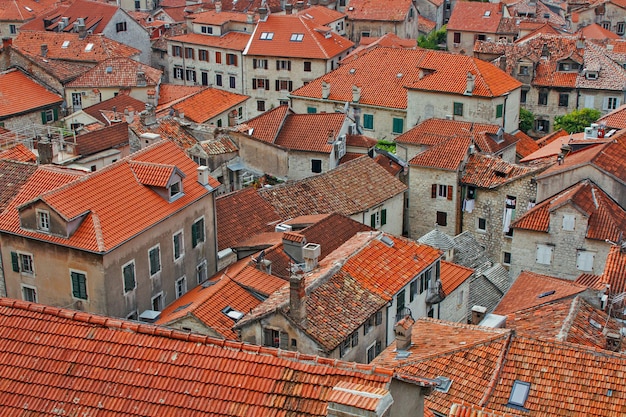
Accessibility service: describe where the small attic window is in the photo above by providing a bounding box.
[260,32,274,40]
[537,290,555,298]
[106,66,113,73]
[586,71,598,80]
[222,306,244,321]
[62,40,70,48]
[85,43,94,52]
[169,180,182,199]
[484,10,491,16]
[290,33,304,41]
[508,380,531,408]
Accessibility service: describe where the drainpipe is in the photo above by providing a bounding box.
[502,92,509,130]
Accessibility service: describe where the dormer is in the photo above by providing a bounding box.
[129,161,186,202]
[17,199,88,239]
[585,70,599,80]
[557,59,580,72]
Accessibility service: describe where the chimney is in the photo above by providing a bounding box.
[215,0,222,12]
[259,7,268,21]
[394,315,415,353]
[282,232,306,263]
[2,37,12,49]
[124,106,135,123]
[309,0,319,5]
[604,328,622,352]
[37,139,54,164]
[302,243,320,271]
[464,72,475,95]
[141,103,157,126]
[289,270,307,323]
[352,84,361,103]
[471,305,487,325]
[197,165,210,186]
[258,259,272,274]
[285,3,293,14]
[228,109,237,126]
[326,129,334,144]
[295,0,304,11]
[326,382,393,417]
[139,132,161,148]
[247,12,254,24]
[322,80,330,99]
[499,56,507,71]
[41,44,48,57]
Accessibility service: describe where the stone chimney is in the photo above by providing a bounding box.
[124,106,135,123]
[282,232,306,263]
[352,84,361,103]
[197,165,209,186]
[141,103,157,126]
[285,3,293,14]
[215,0,222,12]
[604,328,622,352]
[259,7,268,21]
[302,243,321,271]
[471,305,487,325]
[228,109,237,126]
[259,259,272,274]
[394,315,415,352]
[322,80,330,99]
[37,139,54,164]
[247,12,254,24]
[41,44,48,57]
[295,0,304,11]
[326,382,393,417]
[464,72,475,95]
[289,270,307,323]
[139,132,161,148]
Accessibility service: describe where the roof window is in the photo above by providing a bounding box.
[62,40,70,48]
[290,33,304,41]
[260,32,274,40]
[85,43,94,52]
[222,306,244,321]
[484,10,491,16]
[508,380,530,409]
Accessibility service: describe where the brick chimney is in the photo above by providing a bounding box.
[394,315,415,353]
[37,139,54,165]
[289,269,307,323]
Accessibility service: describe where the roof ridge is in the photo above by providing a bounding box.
[555,295,582,342]
[479,331,514,407]
[0,297,397,378]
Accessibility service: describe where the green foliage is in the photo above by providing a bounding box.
[376,140,396,153]
[519,108,534,133]
[418,26,447,50]
[554,108,602,133]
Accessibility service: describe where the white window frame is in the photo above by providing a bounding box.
[536,244,554,265]
[122,260,136,293]
[604,97,621,111]
[175,276,187,298]
[192,216,205,248]
[173,230,184,261]
[366,341,377,363]
[438,184,448,198]
[19,252,34,275]
[148,244,161,277]
[151,291,164,311]
[21,284,37,302]
[169,180,182,199]
[197,259,208,284]
[477,217,487,232]
[37,209,50,232]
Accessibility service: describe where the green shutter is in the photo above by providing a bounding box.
[41,111,47,124]
[370,213,376,228]
[392,118,403,134]
[11,252,19,272]
[53,108,59,121]
[363,114,373,129]
[192,222,198,247]
[381,209,387,226]
[496,104,503,118]
[71,272,87,299]
[123,264,135,292]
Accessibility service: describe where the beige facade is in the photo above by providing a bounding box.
[569,3,626,33]
[437,279,470,323]
[65,86,155,112]
[352,191,405,237]
[346,5,419,44]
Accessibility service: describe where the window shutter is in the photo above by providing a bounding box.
[275,80,280,91]
[71,272,80,298]
[431,184,437,198]
[265,81,269,91]
[41,111,47,124]
[53,108,59,121]
[288,61,291,71]
[447,185,453,200]
[11,252,19,272]
[279,332,289,349]
[234,55,238,66]
[215,52,221,63]
[276,60,280,70]
[252,79,257,89]
[288,81,293,91]
[370,213,376,228]
[192,223,198,247]
[381,209,387,226]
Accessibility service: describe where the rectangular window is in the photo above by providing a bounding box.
[201,26,213,34]
[438,184,448,198]
[149,245,161,276]
[184,47,194,59]
[192,217,205,247]
[123,261,136,293]
[260,32,274,40]
[226,53,237,66]
[253,58,268,69]
[172,45,182,57]
[392,117,403,134]
[617,22,625,35]
[520,89,528,103]
[536,244,554,265]
[173,231,184,261]
[503,251,511,265]
[559,93,569,107]
[116,21,127,32]
[364,315,374,335]
[307,106,317,114]
[535,119,549,132]
[185,69,196,82]
[70,270,88,300]
[215,52,222,64]
[453,32,461,43]
[375,311,382,325]
[453,102,463,116]
[71,92,82,110]
[41,109,55,124]
[22,285,37,302]
[436,211,447,227]
[604,97,620,110]
[303,61,311,72]
[276,79,293,91]
[538,91,548,105]
[396,289,406,315]
[576,250,595,271]
[9,24,16,34]
[257,100,266,112]
[276,60,291,71]
[363,114,374,130]
[215,73,223,86]
[263,328,280,347]
[151,292,163,311]
[562,214,575,231]
[290,33,304,41]
[252,78,269,90]
[176,276,187,298]
[229,76,236,89]
[37,209,50,231]
[496,104,503,118]
[199,49,209,61]
[13,253,34,274]
[197,260,208,284]
[311,159,322,173]
[410,280,417,302]
[173,67,183,79]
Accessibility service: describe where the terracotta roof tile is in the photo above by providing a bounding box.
[373,154,403,176]
[245,14,354,59]
[345,134,378,148]
[20,0,119,33]
[0,143,37,163]
[157,84,204,109]
[0,141,216,253]
[258,156,407,218]
[577,23,621,40]
[190,9,254,25]
[171,88,248,124]
[586,244,626,296]
[461,153,540,188]
[440,261,473,295]
[449,402,514,417]
[66,57,162,88]
[128,160,178,187]
[75,122,129,156]
[275,112,346,152]
[513,130,540,157]
[299,213,373,260]
[296,5,345,26]
[82,94,145,125]
[597,104,626,129]
[169,31,251,50]
[0,68,63,118]
[244,104,291,143]
[0,298,394,416]
[344,0,414,21]
[447,2,506,33]
[494,270,587,315]
[0,0,59,22]
[409,136,471,171]
[0,160,38,213]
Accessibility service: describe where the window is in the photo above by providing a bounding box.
[604,97,620,110]
[226,53,237,66]
[562,214,575,231]
[257,100,266,112]
[520,89,528,103]
[519,65,529,75]
[410,280,417,302]
[192,217,205,247]
[602,21,611,30]
[185,69,196,82]
[9,24,16,34]
[477,217,487,232]
[290,33,304,41]
[453,102,463,116]
[536,244,554,265]
[508,381,531,408]
[558,62,571,71]
[42,109,55,124]
[116,21,127,32]
[173,231,184,261]
[538,91,548,105]
[199,49,209,61]
[37,209,50,232]
[361,31,370,38]
[215,73,223,86]
[366,342,379,363]
[307,106,317,114]
[253,58,268,69]
[169,181,181,199]
[71,92,82,110]
[184,47,194,59]
[363,113,374,129]
[457,289,464,305]
[535,119,549,132]
[279,100,289,106]
[577,250,595,271]
[173,67,183,79]
[396,289,406,316]
[559,93,569,107]
[201,26,213,34]
[303,61,311,72]
[252,78,269,90]
[176,276,187,298]
[260,32,274,40]
[70,270,88,300]
[122,261,136,293]
[276,79,293,91]
[370,209,386,228]
[311,159,322,173]
[392,117,403,134]
[364,315,374,335]
[197,260,207,283]
[438,184,448,198]
[148,245,161,276]
[436,211,447,227]
[229,76,236,89]
[151,292,163,311]
[503,251,511,265]
[453,32,461,43]
[496,104,503,118]
[215,52,222,63]
[586,71,598,80]
[22,285,37,302]
[618,22,625,35]
[504,195,516,236]
[340,332,359,357]
[11,252,34,274]
[263,328,286,348]
[276,60,291,71]
[375,311,383,325]
[135,0,140,9]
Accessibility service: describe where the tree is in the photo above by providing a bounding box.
[376,140,396,153]
[519,108,534,133]
[418,27,447,50]
[554,108,602,133]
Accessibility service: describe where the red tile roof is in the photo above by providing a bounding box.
[66,57,162,88]
[169,31,251,51]
[0,160,38,213]
[298,213,373,261]
[513,130,539,157]
[190,9,254,25]
[346,134,378,148]
[0,297,396,416]
[440,261,473,295]
[0,0,59,22]
[0,140,218,253]
[0,68,63,118]
[493,270,587,315]
[577,23,621,40]
[243,104,290,143]
[157,84,204,109]
[82,93,145,125]
[347,33,417,60]
[20,0,119,33]
[171,88,248,124]
[447,2,505,33]
[216,187,282,250]
[344,0,414,21]
[461,153,540,189]
[296,5,345,25]
[580,244,626,296]
[75,122,129,156]
[274,112,347,152]
[409,136,471,171]
[0,143,37,163]
[258,156,407,218]
[13,31,140,63]
[597,104,626,129]
[512,180,626,242]
[245,14,354,59]
[373,154,403,176]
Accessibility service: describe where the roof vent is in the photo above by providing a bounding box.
[433,376,452,393]
[380,235,394,247]
[537,290,555,298]
[138,310,161,322]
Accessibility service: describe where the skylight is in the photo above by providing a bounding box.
[85,43,94,52]
[222,306,244,321]
[24,6,33,12]
[508,380,530,408]
[62,40,70,48]
[290,33,304,41]
[260,32,274,40]
[484,10,491,16]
